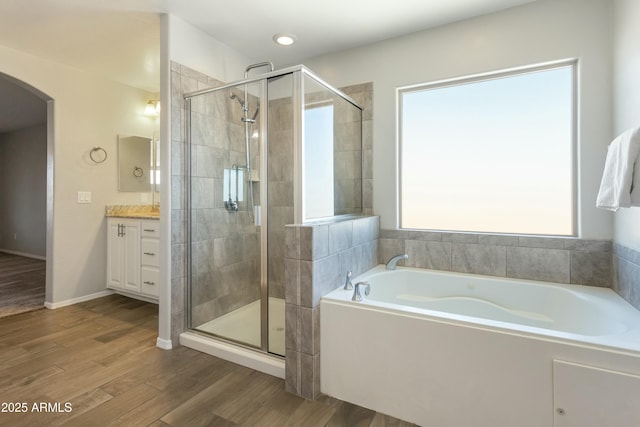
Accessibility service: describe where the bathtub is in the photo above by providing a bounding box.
[320,265,640,427]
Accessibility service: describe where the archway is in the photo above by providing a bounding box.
[0,72,53,315]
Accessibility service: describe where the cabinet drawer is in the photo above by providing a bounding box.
[141,220,160,238]
[141,267,159,297]
[141,240,160,267]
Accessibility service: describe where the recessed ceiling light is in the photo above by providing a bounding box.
[273,33,296,46]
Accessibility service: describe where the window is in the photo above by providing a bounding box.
[399,61,576,236]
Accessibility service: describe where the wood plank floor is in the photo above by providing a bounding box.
[0,295,417,427]
[0,252,45,318]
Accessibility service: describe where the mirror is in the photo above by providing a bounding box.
[118,135,159,193]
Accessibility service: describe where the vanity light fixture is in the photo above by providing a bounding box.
[145,100,160,116]
[273,33,296,46]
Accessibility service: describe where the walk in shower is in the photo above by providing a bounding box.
[184,64,363,365]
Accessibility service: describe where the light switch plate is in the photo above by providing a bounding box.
[77,191,92,203]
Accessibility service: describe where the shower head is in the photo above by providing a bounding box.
[229,92,245,109]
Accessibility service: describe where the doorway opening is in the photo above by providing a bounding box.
[0,72,53,317]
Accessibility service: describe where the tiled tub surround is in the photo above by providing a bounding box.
[285,216,379,399]
[379,229,613,288]
[613,243,640,310]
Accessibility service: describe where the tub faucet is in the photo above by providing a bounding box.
[352,282,370,302]
[386,254,409,270]
[343,270,353,290]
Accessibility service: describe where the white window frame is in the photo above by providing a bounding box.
[397,60,578,236]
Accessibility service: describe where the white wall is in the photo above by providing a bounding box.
[612,0,640,251]
[304,0,613,239]
[158,14,252,346]
[0,125,47,257]
[167,14,250,84]
[0,44,158,304]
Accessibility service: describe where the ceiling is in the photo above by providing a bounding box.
[0,0,535,133]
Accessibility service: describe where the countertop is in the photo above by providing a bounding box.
[105,205,160,219]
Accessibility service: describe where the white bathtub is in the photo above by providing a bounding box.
[321,265,640,427]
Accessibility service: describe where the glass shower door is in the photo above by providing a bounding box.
[187,81,264,350]
[266,73,294,356]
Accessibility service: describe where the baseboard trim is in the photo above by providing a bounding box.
[0,249,46,261]
[156,337,173,350]
[45,290,114,309]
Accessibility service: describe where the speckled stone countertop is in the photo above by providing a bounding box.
[105,205,160,219]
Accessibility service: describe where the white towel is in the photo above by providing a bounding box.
[632,156,640,206]
[596,126,640,211]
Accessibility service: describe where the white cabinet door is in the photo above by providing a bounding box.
[107,220,124,289]
[122,221,140,293]
[107,219,141,293]
[554,360,640,427]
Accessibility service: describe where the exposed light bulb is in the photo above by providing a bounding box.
[144,100,157,116]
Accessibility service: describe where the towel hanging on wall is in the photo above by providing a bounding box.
[596,126,640,211]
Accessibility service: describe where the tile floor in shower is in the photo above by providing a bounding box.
[195,297,285,356]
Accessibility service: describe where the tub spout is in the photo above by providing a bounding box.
[343,270,353,290]
[352,282,370,302]
[386,254,409,270]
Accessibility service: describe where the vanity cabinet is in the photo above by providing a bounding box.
[107,217,159,302]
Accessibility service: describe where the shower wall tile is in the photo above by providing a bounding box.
[171,243,185,280]
[285,216,379,399]
[170,276,185,344]
[309,254,341,308]
[299,306,319,355]
[353,216,379,246]
[171,209,185,245]
[329,220,353,254]
[335,82,372,217]
[195,146,225,178]
[299,225,329,261]
[171,140,184,177]
[363,179,373,216]
[349,240,377,276]
[285,226,300,259]
[300,352,321,400]
[285,303,299,352]
[171,62,262,344]
[285,259,300,306]
[613,244,640,310]
[170,175,185,211]
[285,349,300,395]
[299,260,313,307]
